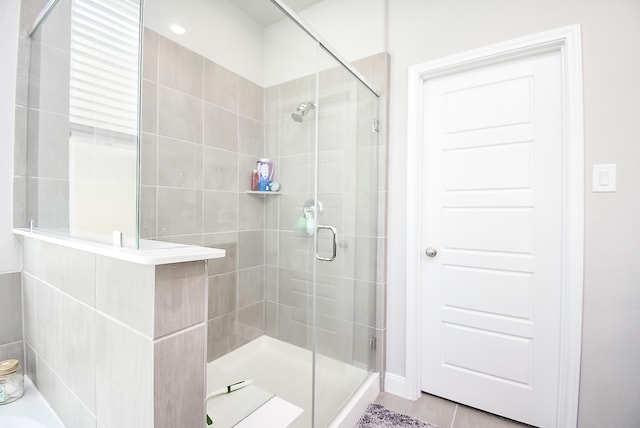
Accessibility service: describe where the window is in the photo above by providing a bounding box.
[69,0,139,136]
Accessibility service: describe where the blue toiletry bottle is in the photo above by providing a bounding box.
[257,158,274,191]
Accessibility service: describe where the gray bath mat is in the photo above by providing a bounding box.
[355,403,439,428]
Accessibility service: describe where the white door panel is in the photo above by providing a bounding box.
[421,51,562,427]
[444,76,533,133]
[443,142,533,191]
[443,266,533,319]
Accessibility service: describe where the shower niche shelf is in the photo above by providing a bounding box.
[245,191,281,196]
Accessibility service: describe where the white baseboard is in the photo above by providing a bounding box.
[383,372,419,400]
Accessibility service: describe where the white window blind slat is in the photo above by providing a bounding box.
[70,0,139,136]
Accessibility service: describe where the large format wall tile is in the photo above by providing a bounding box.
[239,76,264,122]
[140,186,157,239]
[208,272,237,319]
[238,193,265,231]
[38,356,97,428]
[203,232,237,275]
[277,231,312,273]
[204,59,238,112]
[141,80,157,133]
[238,266,264,308]
[203,191,238,234]
[277,268,311,311]
[238,116,263,157]
[154,261,206,338]
[28,42,70,116]
[28,177,70,229]
[14,105,27,176]
[140,132,157,186]
[277,154,313,194]
[238,302,264,345]
[142,28,158,82]
[158,34,203,98]
[0,272,22,345]
[22,273,36,349]
[96,256,154,337]
[203,146,238,191]
[13,176,27,228]
[58,246,96,307]
[26,108,69,179]
[207,314,236,361]
[95,313,153,428]
[154,326,205,428]
[203,102,238,152]
[157,188,203,237]
[23,231,59,283]
[59,294,96,411]
[157,136,203,189]
[35,280,61,372]
[238,230,264,269]
[158,86,202,144]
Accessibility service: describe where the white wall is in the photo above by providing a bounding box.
[144,0,264,85]
[385,1,640,427]
[145,0,386,88]
[0,0,22,274]
[263,0,386,87]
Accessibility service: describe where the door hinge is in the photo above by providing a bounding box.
[369,336,377,351]
[372,118,380,133]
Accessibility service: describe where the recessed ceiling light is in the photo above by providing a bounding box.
[170,24,186,35]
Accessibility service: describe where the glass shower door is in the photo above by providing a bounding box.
[312,48,380,427]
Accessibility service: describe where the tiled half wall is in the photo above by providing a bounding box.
[21,237,207,428]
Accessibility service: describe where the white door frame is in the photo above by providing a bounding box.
[403,25,584,427]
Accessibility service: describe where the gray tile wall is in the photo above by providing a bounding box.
[0,272,23,362]
[21,236,207,428]
[141,29,388,372]
[262,53,389,373]
[141,29,268,362]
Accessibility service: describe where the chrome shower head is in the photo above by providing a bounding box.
[291,102,315,122]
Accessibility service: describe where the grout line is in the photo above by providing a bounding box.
[450,404,458,428]
[153,319,206,343]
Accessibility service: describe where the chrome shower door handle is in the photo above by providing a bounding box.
[316,225,337,262]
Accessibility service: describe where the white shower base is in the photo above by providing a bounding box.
[207,336,378,428]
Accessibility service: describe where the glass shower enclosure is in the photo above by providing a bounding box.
[22,0,384,426]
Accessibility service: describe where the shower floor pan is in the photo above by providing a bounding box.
[207,336,377,428]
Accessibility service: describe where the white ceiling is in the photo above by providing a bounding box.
[229,0,323,26]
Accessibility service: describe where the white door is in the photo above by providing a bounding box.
[420,50,563,427]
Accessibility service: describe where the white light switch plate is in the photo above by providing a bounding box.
[592,164,616,192]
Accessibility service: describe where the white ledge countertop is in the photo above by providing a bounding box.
[13,228,225,265]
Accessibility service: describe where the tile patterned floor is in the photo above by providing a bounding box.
[373,392,534,428]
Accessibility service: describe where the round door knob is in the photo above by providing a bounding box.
[425,247,438,257]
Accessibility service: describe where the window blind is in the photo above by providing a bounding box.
[69,0,140,136]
